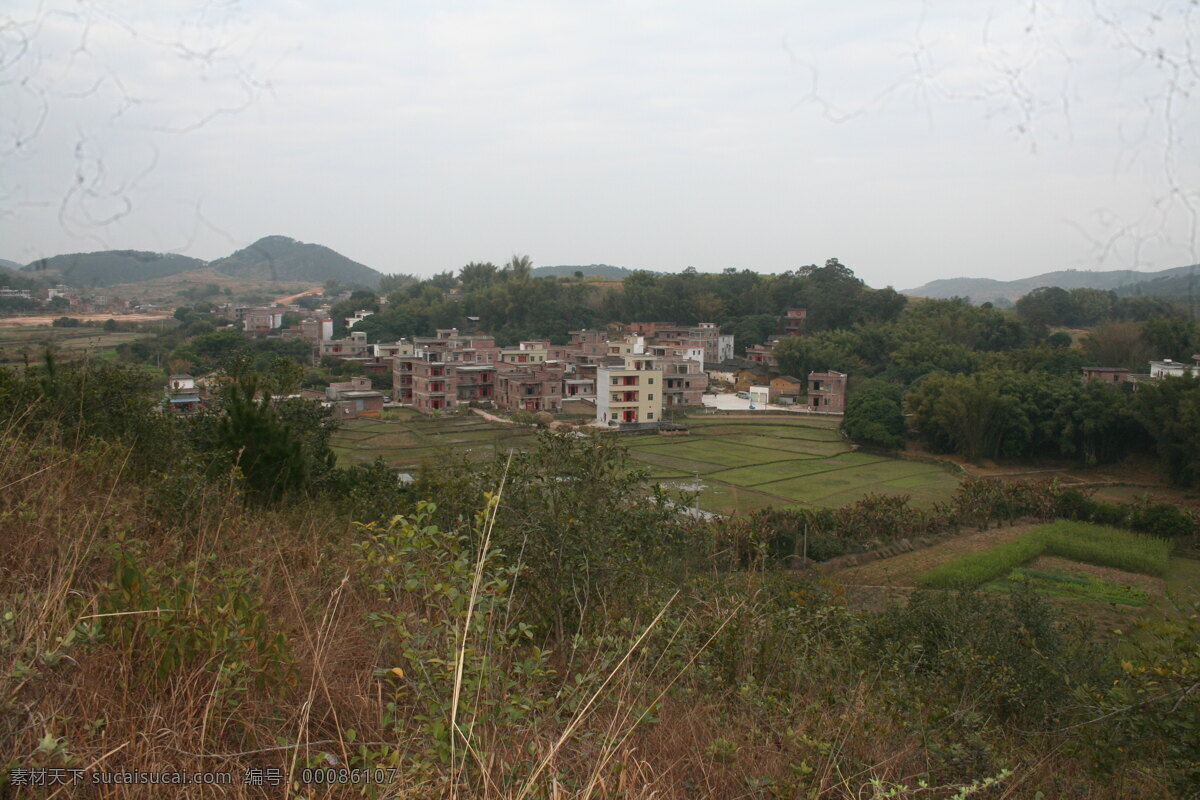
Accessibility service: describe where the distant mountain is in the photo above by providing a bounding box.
[209,235,382,287]
[532,264,646,279]
[904,265,1200,303]
[0,258,19,270]
[1114,265,1200,299]
[21,250,206,287]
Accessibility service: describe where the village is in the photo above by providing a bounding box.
[163,303,849,425]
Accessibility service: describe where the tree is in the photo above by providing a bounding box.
[841,381,905,449]
[1016,287,1077,328]
[202,380,331,504]
[1081,321,1152,371]
[459,262,499,292]
[502,254,533,283]
[1132,376,1200,487]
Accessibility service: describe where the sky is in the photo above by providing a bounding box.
[1,0,1197,290]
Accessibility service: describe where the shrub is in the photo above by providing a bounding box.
[509,409,535,425]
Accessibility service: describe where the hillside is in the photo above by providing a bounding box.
[20,250,206,287]
[532,264,647,279]
[209,235,382,287]
[0,258,19,270]
[904,265,1200,303]
[1115,265,1200,299]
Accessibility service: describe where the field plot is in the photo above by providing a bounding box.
[332,413,959,514]
[834,521,1178,628]
[330,414,538,469]
[0,326,153,364]
[623,417,960,514]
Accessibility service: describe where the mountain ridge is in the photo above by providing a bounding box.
[904,265,1200,303]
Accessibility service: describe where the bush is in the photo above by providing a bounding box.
[509,409,535,425]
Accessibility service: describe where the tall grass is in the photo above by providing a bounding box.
[917,520,1172,589]
[1041,520,1171,577]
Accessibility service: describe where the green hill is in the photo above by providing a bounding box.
[904,265,1199,303]
[21,250,206,287]
[0,258,20,271]
[1114,265,1200,299]
[209,235,382,288]
[532,264,648,279]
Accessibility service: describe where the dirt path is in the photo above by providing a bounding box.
[272,287,322,305]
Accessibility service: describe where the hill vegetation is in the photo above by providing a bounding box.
[904,264,1200,303]
[531,263,648,279]
[21,250,207,287]
[209,235,383,287]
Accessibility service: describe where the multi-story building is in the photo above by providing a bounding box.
[596,356,663,425]
[165,374,202,413]
[299,317,334,342]
[745,341,778,368]
[782,308,806,336]
[807,370,847,413]
[652,322,733,366]
[345,309,374,329]
[242,307,284,332]
[319,330,373,359]
[393,332,501,410]
[496,361,564,413]
[568,329,609,356]
[658,356,705,408]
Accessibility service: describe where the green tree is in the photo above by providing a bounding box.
[205,380,317,504]
[1016,286,1077,327]
[1132,375,1200,486]
[841,381,905,449]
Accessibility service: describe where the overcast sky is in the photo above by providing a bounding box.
[1,1,1197,289]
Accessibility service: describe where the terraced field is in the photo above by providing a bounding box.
[622,417,960,514]
[332,412,961,514]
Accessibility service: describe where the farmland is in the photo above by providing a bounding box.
[330,409,541,469]
[0,324,161,364]
[331,412,962,514]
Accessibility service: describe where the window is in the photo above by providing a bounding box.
[612,377,619,385]
[649,378,654,384]
[648,394,654,400]
[648,412,654,419]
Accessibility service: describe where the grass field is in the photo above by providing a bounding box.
[330,413,962,514]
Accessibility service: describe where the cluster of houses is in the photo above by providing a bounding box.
[1082,356,1200,386]
[166,302,849,425]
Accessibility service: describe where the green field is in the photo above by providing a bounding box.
[917,521,1172,589]
[623,417,959,513]
[335,413,961,514]
[330,413,540,469]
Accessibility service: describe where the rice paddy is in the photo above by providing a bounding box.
[331,412,961,514]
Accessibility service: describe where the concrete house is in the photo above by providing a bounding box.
[596,356,663,425]
[807,370,847,413]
